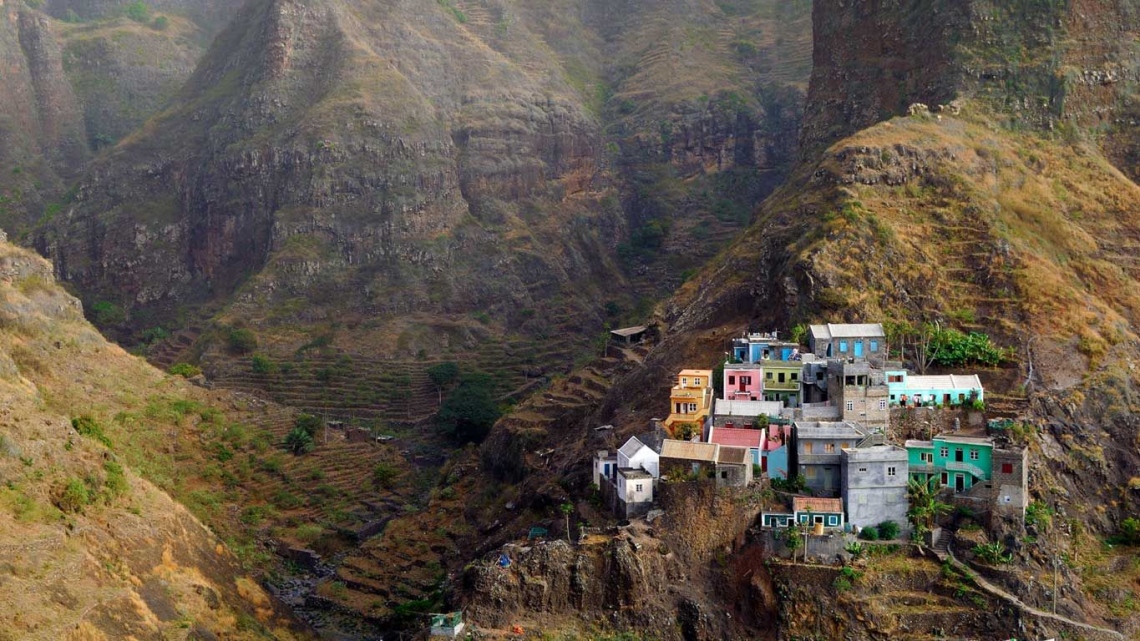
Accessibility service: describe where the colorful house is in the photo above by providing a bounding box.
[707,426,763,466]
[762,361,802,407]
[722,363,763,401]
[808,323,885,361]
[665,369,714,431]
[905,435,993,493]
[793,496,845,529]
[886,371,984,407]
[763,424,792,480]
[731,332,801,363]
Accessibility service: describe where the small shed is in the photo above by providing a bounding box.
[430,612,465,638]
[610,325,648,345]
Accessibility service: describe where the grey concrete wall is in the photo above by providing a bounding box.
[841,448,909,532]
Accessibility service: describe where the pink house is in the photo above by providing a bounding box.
[722,363,763,401]
[708,426,764,466]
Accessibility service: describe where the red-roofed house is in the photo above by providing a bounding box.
[792,496,844,529]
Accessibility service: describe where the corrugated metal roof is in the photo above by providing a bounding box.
[660,439,718,462]
[810,323,885,340]
[716,446,750,465]
[793,496,843,514]
[610,325,648,337]
[709,427,764,449]
[905,439,933,449]
[714,399,783,417]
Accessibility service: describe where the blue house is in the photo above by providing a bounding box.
[732,332,801,363]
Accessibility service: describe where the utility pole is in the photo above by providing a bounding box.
[1053,555,1059,614]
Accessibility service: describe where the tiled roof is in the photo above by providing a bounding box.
[810,323,885,340]
[793,496,843,514]
[709,427,764,449]
[660,439,718,462]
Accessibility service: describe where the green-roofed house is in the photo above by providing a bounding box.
[905,435,993,493]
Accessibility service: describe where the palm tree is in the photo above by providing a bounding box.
[907,477,952,536]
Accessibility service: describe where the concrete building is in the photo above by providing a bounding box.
[793,421,877,497]
[715,446,754,487]
[808,323,886,362]
[616,468,655,516]
[659,439,753,488]
[991,446,1029,520]
[885,370,984,407]
[593,450,617,486]
[430,613,465,638]
[828,359,890,429]
[906,435,993,493]
[841,445,909,534]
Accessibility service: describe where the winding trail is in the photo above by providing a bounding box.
[942,539,1126,640]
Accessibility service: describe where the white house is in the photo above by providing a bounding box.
[617,468,654,505]
[593,450,617,486]
[617,436,660,478]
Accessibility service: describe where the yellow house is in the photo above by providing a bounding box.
[664,369,713,432]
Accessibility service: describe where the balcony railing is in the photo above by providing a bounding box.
[945,460,987,479]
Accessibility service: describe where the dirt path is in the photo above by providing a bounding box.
[945,542,1126,640]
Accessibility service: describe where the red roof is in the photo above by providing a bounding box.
[793,497,843,514]
[709,427,763,449]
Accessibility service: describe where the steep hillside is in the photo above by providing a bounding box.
[0,237,311,639]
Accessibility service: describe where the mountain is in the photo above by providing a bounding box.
[32,0,812,385]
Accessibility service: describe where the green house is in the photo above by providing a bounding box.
[905,435,993,493]
[763,362,802,407]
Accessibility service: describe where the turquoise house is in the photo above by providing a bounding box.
[905,435,993,493]
[886,371,984,407]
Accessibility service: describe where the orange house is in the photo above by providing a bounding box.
[664,369,713,432]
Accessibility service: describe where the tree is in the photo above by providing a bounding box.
[789,324,808,345]
[907,477,952,535]
[427,361,460,404]
[436,373,501,443]
[908,322,939,375]
[372,462,398,489]
[560,502,573,543]
[294,413,322,437]
[226,327,257,354]
[285,426,315,455]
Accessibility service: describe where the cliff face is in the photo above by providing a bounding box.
[802,0,1140,161]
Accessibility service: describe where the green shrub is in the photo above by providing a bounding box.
[284,427,314,455]
[1025,501,1054,530]
[251,353,276,375]
[225,328,257,354]
[858,526,880,541]
[151,15,168,30]
[125,0,150,22]
[294,413,322,437]
[372,462,398,489]
[436,372,501,443]
[139,326,170,344]
[972,541,1012,564]
[89,300,126,327]
[272,490,302,510]
[72,415,112,448]
[877,520,900,540]
[770,475,806,493]
[240,505,268,526]
[102,461,128,502]
[1121,517,1140,545]
[168,362,202,378]
[57,478,91,513]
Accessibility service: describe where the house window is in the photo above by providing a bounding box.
[870,340,879,352]
[839,341,848,353]
[687,403,698,413]
[939,447,949,458]
[940,472,948,485]
[888,374,904,383]
[845,401,854,411]
[728,376,735,385]
[791,373,798,381]
[921,452,933,464]
[887,466,897,477]
[635,483,643,492]
[741,376,751,385]
[682,377,688,386]
[1001,463,1014,474]
[970,450,979,461]
[824,443,835,453]
[766,372,773,380]
[720,471,728,479]
[806,467,817,479]
[828,515,839,526]
[878,399,887,410]
[778,373,786,383]
[803,442,812,454]
[814,515,824,525]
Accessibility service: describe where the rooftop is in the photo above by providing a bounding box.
[896,374,984,390]
[610,325,648,337]
[678,369,712,377]
[934,434,995,446]
[618,436,648,459]
[709,427,764,449]
[724,362,763,370]
[661,439,719,462]
[841,444,907,458]
[905,439,934,449]
[713,399,783,417]
[794,421,869,439]
[716,446,750,465]
[810,323,885,340]
[793,496,844,514]
[618,468,654,480]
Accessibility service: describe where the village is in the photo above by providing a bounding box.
[592,323,1029,543]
